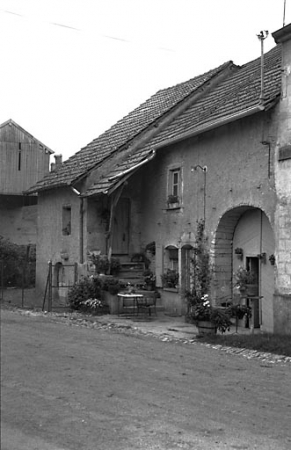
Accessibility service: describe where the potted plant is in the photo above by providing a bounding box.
[187,294,232,334]
[91,254,110,275]
[228,303,252,330]
[143,269,156,290]
[161,269,179,288]
[100,276,121,314]
[167,194,180,208]
[109,257,121,276]
[234,266,258,296]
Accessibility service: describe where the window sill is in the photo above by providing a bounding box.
[166,203,181,210]
[162,287,179,293]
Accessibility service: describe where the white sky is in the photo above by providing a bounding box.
[0,0,290,161]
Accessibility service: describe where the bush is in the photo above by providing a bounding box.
[68,276,103,311]
[0,236,35,288]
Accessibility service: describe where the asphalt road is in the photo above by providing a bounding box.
[1,308,291,450]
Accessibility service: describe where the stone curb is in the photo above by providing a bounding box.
[3,306,291,365]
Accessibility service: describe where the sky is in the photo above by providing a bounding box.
[0,0,290,161]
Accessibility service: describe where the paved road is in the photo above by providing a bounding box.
[1,308,291,450]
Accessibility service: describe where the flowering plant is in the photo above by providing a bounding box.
[161,269,179,288]
[81,298,103,310]
[187,294,232,333]
[190,294,212,321]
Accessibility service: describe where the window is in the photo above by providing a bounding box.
[167,167,182,207]
[172,170,179,196]
[161,245,179,289]
[168,247,178,271]
[62,205,71,235]
[18,143,21,171]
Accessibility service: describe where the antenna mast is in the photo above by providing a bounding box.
[257,31,269,102]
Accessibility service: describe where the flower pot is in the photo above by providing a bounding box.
[239,285,247,294]
[197,321,217,335]
[246,284,258,297]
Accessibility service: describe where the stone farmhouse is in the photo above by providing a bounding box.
[28,23,291,334]
[0,119,53,247]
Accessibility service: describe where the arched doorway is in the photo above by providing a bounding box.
[213,206,275,332]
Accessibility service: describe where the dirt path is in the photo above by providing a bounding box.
[1,308,291,450]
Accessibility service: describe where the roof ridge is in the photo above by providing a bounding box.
[28,60,233,192]
[155,60,234,94]
[0,118,54,154]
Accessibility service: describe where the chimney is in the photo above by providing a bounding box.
[54,154,63,168]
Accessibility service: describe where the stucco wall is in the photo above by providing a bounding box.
[136,113,276,279]
[122,111,288,322]
[36,188,81,293]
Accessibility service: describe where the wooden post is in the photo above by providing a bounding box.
[48,261,53,312]
[21,263,25,308]
[0,260,3,301]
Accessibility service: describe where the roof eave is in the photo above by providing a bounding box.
[84,150,156,197]
[155,104,266,150]
[272,23,291,43]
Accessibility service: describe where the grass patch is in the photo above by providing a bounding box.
[200,333,291,357]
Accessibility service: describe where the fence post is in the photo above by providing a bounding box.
[74,262,78,283]
[21,262,25,308]
[48,261,53,312]
[0,261,3,301]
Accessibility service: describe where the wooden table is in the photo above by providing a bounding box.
[117,293,144,315]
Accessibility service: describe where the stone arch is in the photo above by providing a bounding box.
[211,205,274,306]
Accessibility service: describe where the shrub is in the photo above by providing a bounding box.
[0,236,35,288]
[68,276,102,310]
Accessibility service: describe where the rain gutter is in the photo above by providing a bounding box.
[107,150,156,182]
[154,105,265,149]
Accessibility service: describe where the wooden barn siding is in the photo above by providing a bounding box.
[0,125,50,193]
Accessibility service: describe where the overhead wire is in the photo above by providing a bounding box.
[0,7,175,52]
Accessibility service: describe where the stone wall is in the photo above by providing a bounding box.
[273,27,291,333]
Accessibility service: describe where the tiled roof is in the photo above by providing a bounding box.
[86,45,281,196]
[26,62,232,193]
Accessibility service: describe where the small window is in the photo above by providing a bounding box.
[167,168,182,207]
[62,206,71,236]
[18,143,21,171]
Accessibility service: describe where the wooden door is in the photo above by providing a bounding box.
[112,198,130,255]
